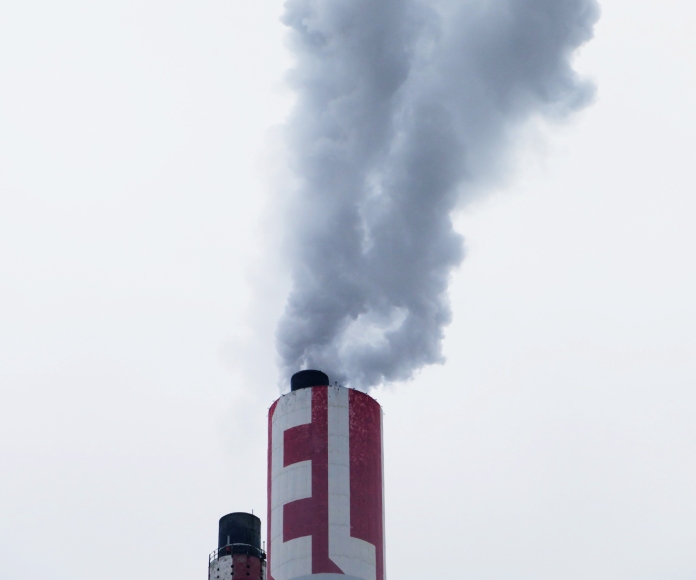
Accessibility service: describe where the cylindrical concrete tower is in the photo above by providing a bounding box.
[209,512,267,580]
[267,371,385,580]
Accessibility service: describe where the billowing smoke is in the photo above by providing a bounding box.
[275,0,600,390]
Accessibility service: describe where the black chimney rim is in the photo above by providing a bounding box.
[291,369,329,391]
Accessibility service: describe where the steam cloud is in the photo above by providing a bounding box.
[275,0,600,390]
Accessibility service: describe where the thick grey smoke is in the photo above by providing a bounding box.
[275,0,600,390]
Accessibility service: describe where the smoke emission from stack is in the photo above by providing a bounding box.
[275,0,600,390]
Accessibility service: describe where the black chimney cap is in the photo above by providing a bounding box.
[291,370,329,391]
[218,512,261,550]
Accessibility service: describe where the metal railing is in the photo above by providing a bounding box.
[209,543,266,564]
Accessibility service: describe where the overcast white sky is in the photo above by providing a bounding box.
[1,1,695,579]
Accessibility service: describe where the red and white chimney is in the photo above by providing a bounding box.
[267,370,386,580]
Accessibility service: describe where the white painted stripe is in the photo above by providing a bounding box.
[209,555,233,580]
[271,389,313,580]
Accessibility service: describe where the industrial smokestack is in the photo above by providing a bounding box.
[209,512,267,580]
[268,371,385,580]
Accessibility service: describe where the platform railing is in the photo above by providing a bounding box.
[209,542,266,564]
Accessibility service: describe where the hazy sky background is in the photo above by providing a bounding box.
[1,1,695,579]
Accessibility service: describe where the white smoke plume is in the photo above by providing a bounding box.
[275,0,600,390]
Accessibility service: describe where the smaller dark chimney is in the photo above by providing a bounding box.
[218,512,261,550]
[211,512,265,579]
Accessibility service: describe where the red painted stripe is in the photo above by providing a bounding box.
[349,390,384,580]
[232,554,263,580]
[282,387,343,575]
